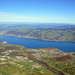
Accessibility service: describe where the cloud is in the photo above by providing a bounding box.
[0,12,52,22]
[0,12,75,23]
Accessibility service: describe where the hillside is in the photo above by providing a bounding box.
[0,42,75,75]
[0,24,75,42]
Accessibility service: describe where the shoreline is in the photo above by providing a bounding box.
[1,35,75,43]
[0,35,75,52]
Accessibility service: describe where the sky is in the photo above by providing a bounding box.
[0,0,75,24]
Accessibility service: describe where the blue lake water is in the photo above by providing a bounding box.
[0,36,75,52]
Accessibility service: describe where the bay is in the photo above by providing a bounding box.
[0,36,75,52]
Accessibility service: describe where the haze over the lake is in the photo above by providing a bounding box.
[0,0,75,24]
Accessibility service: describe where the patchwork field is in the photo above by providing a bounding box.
[0,43,58,75]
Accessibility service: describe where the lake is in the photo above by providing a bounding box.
[0,36,75,52]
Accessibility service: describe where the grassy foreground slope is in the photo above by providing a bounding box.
[0,42,75,75]
[0,43,57,75]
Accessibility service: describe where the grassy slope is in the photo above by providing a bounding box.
[0,24,75,42]
[0,25,74,42]
[0,43,75,75]
[0,43,57,75]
